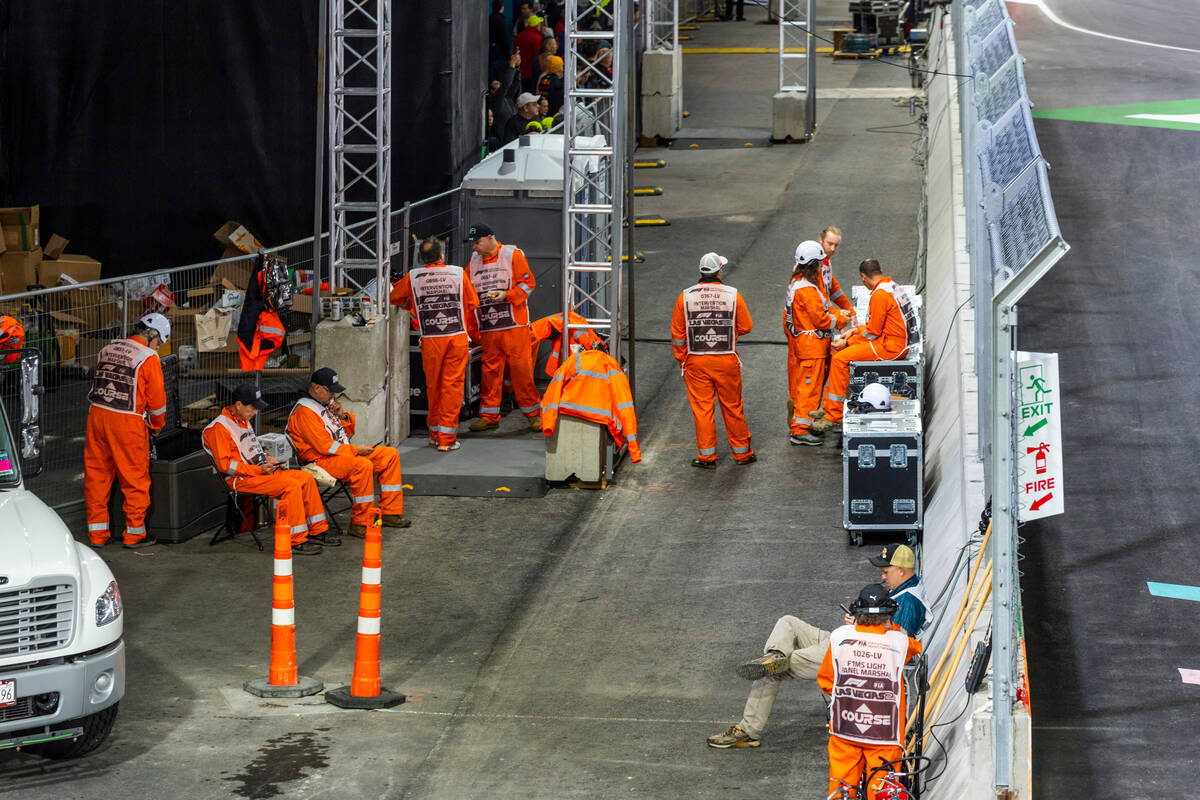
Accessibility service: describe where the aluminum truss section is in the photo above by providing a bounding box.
[778,0,814,92]
[647,0,679,51]
[327,0,392,313]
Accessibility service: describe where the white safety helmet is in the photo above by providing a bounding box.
[138,312,171,343]
[793,239,826,266]
[858,382,891,412]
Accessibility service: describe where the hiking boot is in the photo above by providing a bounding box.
[346,523,368,538]
[529,415,542,432]
[810,418,834,433]
[123,537,158,550]
[309,531,342,547]
[735,454,757,465]
[691,458,717,470]
[291,541,323,556]
[382,514,412,529]
[469,419,499,432]
[810,407,826,420]
[789,433,823,447]
[736,650,791,681]
[437,441,462,452]
[706,724,760,749]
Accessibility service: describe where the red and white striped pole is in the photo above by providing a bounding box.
[326,507,404,708]
[244,500,323,698]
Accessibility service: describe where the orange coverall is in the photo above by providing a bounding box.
[818,624,922,800]
[530,311,603,377]
[818,256,856,381]
[540,349,641,462]
[390,259,480,447]
[84,335,166,546]
[784,277,849,435]
[671,281,755,464]
[469,243,541,423]
[239,308,286,372]
[288,398,404,525]
[0,315,24,364]
[821,277,913,423]
[202,408,329,545]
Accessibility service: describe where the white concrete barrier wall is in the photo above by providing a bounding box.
[918,8,1029,799]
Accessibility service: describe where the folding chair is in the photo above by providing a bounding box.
[206,452,267,551]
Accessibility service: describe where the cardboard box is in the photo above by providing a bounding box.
[209,253,254,289]
[212,221,262,254]
[39,253,101,287]
[42,234,68,260]
[51,286,123,334]
[0,205,39,251]
[0,246,43,293]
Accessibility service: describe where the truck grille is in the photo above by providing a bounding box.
[0,583,76,657]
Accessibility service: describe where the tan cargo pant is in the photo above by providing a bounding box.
[738,615,830,738]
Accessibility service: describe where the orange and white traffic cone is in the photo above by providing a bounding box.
[244,500,324,698]
[326,507,405,709]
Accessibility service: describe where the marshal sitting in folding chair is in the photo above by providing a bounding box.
[286,367,410,537]
[202,383,333,555]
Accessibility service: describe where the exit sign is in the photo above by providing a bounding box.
[1017,352,1063,521]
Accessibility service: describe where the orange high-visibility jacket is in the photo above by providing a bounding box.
[783,276,850,359]
[820,257,855,314]
[239,308,286,371]
[818,622,921,745]
[469,243,536,332]
[670,281,753,364]
[89,334,168,432]
[202,408,270,480]
[541,349,641,462]
[390,259,481,341]
[287,397,359,463]
[0,315,24,364]
[844,277,917,359]
[530,311,602,376]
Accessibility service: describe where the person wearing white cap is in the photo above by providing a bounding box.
[83,312,171,549]
[670,252,756,468]
[502,92,542,144]
[784,241,852,446]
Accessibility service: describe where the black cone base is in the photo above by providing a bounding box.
[324,685,406,709]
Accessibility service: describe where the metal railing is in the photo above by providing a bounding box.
[951,0,1069,789]
[0,187,467,510]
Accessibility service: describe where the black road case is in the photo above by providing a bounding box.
[843,413,923,543]
[848,359,923,401]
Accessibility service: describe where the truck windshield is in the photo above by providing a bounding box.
[0,399,22,488]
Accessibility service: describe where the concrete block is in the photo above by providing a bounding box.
[545,415,607,482]
[772,91,812,142]
[641,92,682,139]
[339,390,388,447]
[641,47,682,96]
[388,311,411,444]
[314,316,388,402]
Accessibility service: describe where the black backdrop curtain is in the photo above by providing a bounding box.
[0,1,485,277]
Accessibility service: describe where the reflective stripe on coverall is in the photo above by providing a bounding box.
[287,397,404,525]
[202,408,329,545]
[821,277,917,423]
[390,260,481,446]
[818,623,921,800]
[671,282,754,463]
[784,276,849,434]
[540,348,641,462]
[469,243,541,422]
[83,335,166,545]
[530,311,602,377]
[238,308,286,371]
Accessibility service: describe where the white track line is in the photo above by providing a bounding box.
[1008,0,1200,54]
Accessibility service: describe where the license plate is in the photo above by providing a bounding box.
[0,680,14,708]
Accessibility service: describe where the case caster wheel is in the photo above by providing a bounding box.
[848,531,864,547]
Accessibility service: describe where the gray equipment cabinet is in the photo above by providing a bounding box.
[842,406,923,545]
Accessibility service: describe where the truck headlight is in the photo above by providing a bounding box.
[95,580,122,627]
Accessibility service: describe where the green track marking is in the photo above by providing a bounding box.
[1033,98,1200,131]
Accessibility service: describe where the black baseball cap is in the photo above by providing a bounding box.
[868,543,917,569]
[311,367,346,393]
[232,383,269,410]
[463,223,494,242]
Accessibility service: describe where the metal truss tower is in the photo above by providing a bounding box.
[647,0,679,51]
[327,0,392,312]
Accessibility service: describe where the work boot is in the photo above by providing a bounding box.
[469,419,499,432]
[789,433,823,446]
[735,454,757,465]
[123,537,158,550]
[737,649,791,680]
[437,441,462,452]
[309,531,342,547]
[810,407,826,420]
[706,724,760,749]
[810,418,834,433]
[381,514,412,529]
[291,541,323,555]
[528,415,542,432]
[691,458,717,470]
[346,523,368,538]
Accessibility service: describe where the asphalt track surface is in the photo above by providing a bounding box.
[1010,0,1200,794]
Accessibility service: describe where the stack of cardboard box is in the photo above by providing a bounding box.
[0,205,42,294]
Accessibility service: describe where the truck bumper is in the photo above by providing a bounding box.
[0,638,124,737]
